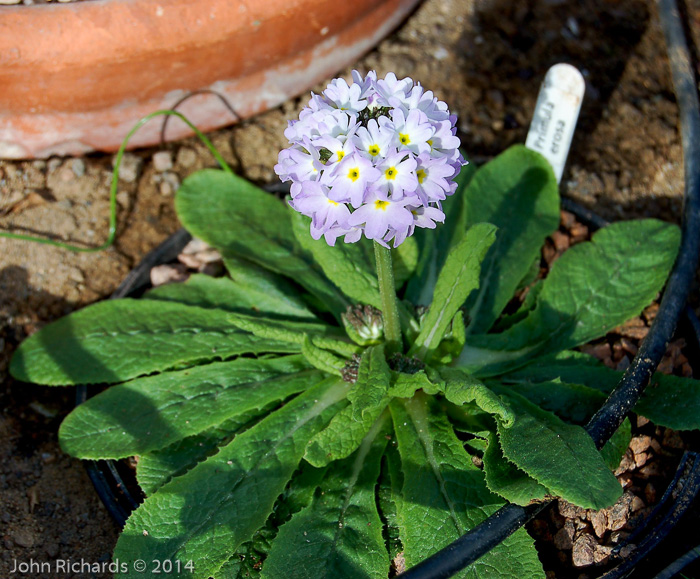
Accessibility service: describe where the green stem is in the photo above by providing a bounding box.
[0,109,232,252]
[374,241,403,355]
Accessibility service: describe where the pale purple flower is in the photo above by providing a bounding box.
[277,70,465,246]
[326,153,381,208]
[386,108,435,156]
[289,181,351,238]
[374,149,418,199]
[347,191,415,246]
[354,119,393,160]
[414,153,456,204]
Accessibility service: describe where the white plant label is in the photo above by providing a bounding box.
[525,63,585,183]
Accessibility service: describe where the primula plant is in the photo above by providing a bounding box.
[10,72,700,579]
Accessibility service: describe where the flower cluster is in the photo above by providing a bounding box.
[275,71,465,247]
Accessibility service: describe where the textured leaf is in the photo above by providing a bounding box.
[431,310,466,364]
[60,356,319,459]
[301,335,346,376]
[227,312,360,358]
[389,394,545,578]
[458,220,681,375]
[410,222,497,361]
[387,370,439,398]
[347,345,391,419]
[393,235,419,289]
[438,367,514,426]
[222,462,329,579]
[497,394,622,509]
[494,378,606,425]
[145,272,316,321]
[176,169,348,316]
[10,299,297,386]
[114,377,349,579]
[405,162,477,305]
[137,410,269,496]
[306,347,391,467]
[601,418,632,471]
[482,431,548,506]
[463,145,560,334]
[503,351,700,430]
[291,211,382,308]
[264,414,391,579]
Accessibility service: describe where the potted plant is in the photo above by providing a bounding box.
[9,63,700,578]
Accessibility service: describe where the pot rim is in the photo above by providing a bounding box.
[0,0,421,158]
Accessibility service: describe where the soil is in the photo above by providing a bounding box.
[1,0,699,577]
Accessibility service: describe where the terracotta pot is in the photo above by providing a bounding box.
[0,0,421,159]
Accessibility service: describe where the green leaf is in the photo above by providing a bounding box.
[290,211,382,308]
[387,370,439,398]
[222,462,329,579]
[503,351,700,430]
[137,410,268,496]
[497,393,622,509]
[59,356,320,459]
[145,272,316,321]
[305,346,391,467]
[393,235,419,289]
[405,162,477,306]
[389,394,544,578]
[114,377,349,579]
[302,335,346,377]
[176,169,348,317]
[409,222,497,361]
[227,312,360,358]
[263,414,391,579]
[437,367,514,426]
[10,299,297,386]
[601,418,632,471]
[494,378,606,425]
[458,219,681,375]
[430,310,466,364]
[463,145,560,335]
[482,431,548,506]
[347,346,391,419]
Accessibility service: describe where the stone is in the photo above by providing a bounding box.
[150,264,188,287]
[589,510,607,538]
[177,147,198,168]
[553,520,575,550]
[181,238,210,254]
[159,171,180,196]
[113,153,143,183]
[71,158,86,178]
[153,151,174,172]
[12,529,35,548]
[571,534,597,567]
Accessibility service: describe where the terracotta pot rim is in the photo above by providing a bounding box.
[0,0,422,159]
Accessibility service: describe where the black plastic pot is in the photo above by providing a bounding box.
[76,0,700,576]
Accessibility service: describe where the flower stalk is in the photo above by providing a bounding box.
[373,241,403,355]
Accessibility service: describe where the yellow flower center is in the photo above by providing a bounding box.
[348,168,360,182]
[337,151,345,161]
[374,200,389,211]
[399,133,411,145]
[328,199,339,206]
[385,167,397,180]
[427,139,433,149]
[368,145,380,156]
[416,169,426,184]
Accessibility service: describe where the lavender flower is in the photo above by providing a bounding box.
[276,71,465,247]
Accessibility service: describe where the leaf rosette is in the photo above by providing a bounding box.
[10,97,698,578]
